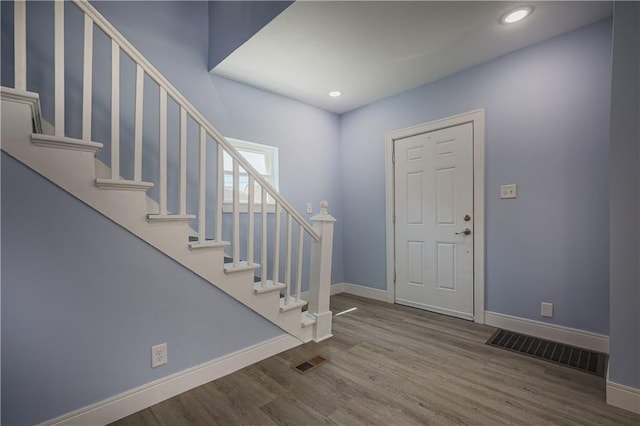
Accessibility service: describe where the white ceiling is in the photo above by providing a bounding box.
[212,1,612,114]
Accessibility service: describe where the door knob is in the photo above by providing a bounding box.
[455,228,471,235]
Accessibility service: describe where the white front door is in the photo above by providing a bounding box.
[394,122,474,320]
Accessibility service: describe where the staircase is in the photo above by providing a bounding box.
[1,0,334,344]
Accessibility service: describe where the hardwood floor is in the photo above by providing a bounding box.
[112,294,639,425]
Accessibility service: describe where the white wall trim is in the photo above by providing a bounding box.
[43,334,301,426]
[339,282,388,302]
[606,380,640,414]
[485,311,609,354]
[303,283,387,301]
[385,110,485,323]
[330,283,345,295]
[300,283,346,301]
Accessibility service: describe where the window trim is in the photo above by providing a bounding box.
[222,138,279,213]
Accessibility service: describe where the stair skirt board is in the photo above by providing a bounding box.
[1,90,313,340]
[41,335,302,426]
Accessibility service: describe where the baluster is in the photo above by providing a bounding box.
[110,40,120,179]
[232,159,240,267]
[159,87,168,215]
[285,214,292,305]
[14,0,26,90]
[273,202,281,286]
[54,0,64,136]
[198,128,206,242]
[133,65,144,180]
[179,107,187,215]
[261,187,268,288]
[296,224,304,302]
[216,145,223,241]
[247,176,255,265]
[82,14,93,141]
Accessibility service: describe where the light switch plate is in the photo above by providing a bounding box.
[500,184,517,199]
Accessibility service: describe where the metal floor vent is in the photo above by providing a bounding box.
[487,329,607,377]
[293,356,327,374]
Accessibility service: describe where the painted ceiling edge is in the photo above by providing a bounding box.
[208,1,295,71]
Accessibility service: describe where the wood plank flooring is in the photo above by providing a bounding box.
[111,294,639,425]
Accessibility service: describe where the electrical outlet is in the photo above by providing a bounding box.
[500,184,517,199]
[306,202,312,214]
[541,302,554,318]
[151,343,167,368]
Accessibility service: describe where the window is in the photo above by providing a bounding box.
[223,138,278,211]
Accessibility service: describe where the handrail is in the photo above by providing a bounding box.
[71,0,320,242]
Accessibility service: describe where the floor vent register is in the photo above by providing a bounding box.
[293,356,328,374]
[487,329,607,377]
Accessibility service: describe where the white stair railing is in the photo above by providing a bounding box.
[11,0,334,340]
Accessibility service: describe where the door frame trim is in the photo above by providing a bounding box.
[384,109,485,324]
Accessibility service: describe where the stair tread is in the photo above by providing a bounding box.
[301,312,317,328]
[280,296,308,312]
[189,240,230,249]
[95,179,154,191]
[224,261,260,274]
[224,258,262,281]
[254,280,286,294]
[32,134,103,153]
[147,214,196,223]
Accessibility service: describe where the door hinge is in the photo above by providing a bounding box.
[394,270,396,283]
[393,212,396,223]
[392,152,396,162]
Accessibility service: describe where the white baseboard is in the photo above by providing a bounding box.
[330,283,345,295]
[44,334,301,426]
[607,380,640,414]
[299,283,345,302]
[305,282,388,302]
[336,282,388,302]
[485,311,609,353]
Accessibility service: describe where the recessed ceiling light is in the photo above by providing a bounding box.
[501,6,533,24]
[329,90,342,98]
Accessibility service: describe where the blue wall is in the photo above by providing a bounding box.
[0,153,285,425]
[609,2,640,389]
[1,0,630,421]
[339,20,612,334]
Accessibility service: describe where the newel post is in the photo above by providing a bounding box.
[309,200,336,342]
